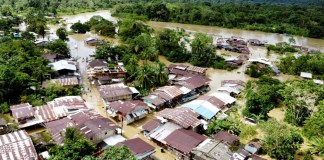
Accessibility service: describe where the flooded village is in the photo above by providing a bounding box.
[0,8,323,160]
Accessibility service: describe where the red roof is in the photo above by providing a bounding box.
[142,119,162,132]
[198,96,225,109]
[142,95,166,107]
[157,108,200,128]
[108,100,149,115]
[10,103,34,120]
[213,131,239,145]
[116,138,155,155]
[164,129,207,154]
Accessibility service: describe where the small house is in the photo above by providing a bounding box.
[244,141,262,154]
[49,60,78,76]
[99,83,139,104]
[300,72,312,79]
[232,148,251,160]
[149,122,182,146]
[43,77,79,88]
[192,139,233,160]
[142,94,167,109]
[0,130,38,160]
[210,92,237,107]
[213,131,240,146]
[116,138,155,160]
[187,66,207,76]
[10,103,35,124]
[84,38,103,46]
[141,119,162,136]
[107,100,150,125]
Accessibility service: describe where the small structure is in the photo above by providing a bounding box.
[107,100,150,124]
[13,32,21,39]
[247,39,265,46]
[49,60,77,75]
[313,79,324,85]
[0,130,38,160]
[156,107,201,129]
[221,80,245,90]
[171,74,211,95]
[43,77,79,88]
[142,94,167,109]
[300,72,312,79]
[217,86,241,96]
[164,128,207,160]
[116,138,155,160]
[213,131,240,146]
[84,38,103,46]
[192,139,233,160]
[187,66,208,76]
[10,103,35,124]
[210,92,236,106]
[168,64,207,76]
[248,58,273,67]
[99,83,139,104]
[232,148,250,160]
[149,122,182,145]
[34,39,49,46]
[141,119,162,136]
[244,140,262,154]
[99,135,126,149]
[0,31,4,37]
[41,54,57,62]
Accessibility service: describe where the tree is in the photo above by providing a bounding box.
[38,24,46,39]
[153,62,168,86]
[190,33,215,67]
[206,118,242,135]
[95,42,117,61]
[131,33,158,62]
[135,63,154,90]
[309,137,324,157]
[118,19,151,42]
[56,27,69,41]
[303,101,324,138]
[46,40,70,57]
[260,119,303,160]
[49,128,96,160]
[71,22,90,34]
[97,146,136,160]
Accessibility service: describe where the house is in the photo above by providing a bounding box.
[149,122,182,145]
[10,103,35,124]
[47,96,87,113]
[225,58,244,67]
[247,39,265,46]
[99,134,126,149]
[213,131,240,146]
[164,128,207,160]
[210,92,236,106]
[313,79,323,85]
[34,39,49,46]
[49,60,78,75]
[84,38,103,46]
[0,130,38,160]
[141,119,162,136]
[43,77,79,88]
[244,141,262,154]
[248,58,273,67]
[13,32,21,39]
[221,80,245,90]
[217,86,241,97]
[107,100,150,124]
[187,66,207,76]
[232,148,250,160]
[171,74,211,95]
[46,110,119,145]
[116,138,155,160]
[41,54,57,62]
[156,107,201,130]
[192,139,233,160]
[168,64,189,76]
[300,72,312,79]
[142,94,167,109]
[99,83,139,104]
[182,95,225,120]
[156,86,184,102]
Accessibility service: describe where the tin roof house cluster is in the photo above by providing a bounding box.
[142,64,211,110]
[87,59,127,85]
[10,96,88,128]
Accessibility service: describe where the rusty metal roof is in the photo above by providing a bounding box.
[187,66,207,74]
[156,86,183,98]
[164,128,207,154]
[141,119,162,132]
[46,117,75,144]
[108,100,149,115]
[116,138,155,155]
[157,108,200,128]
[213,131,239,146]
[10,103,34,120]
[198,96,226,109]
[99,84,133,99]
[50,77,79,86]
[142,95,166,107]
[0,130,38,160]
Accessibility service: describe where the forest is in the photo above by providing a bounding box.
[113,2,324,38]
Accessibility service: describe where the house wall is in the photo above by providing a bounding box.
[92,130,116,144]
[107,94,132,102]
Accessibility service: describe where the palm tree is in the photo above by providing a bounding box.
[135,63,154,90]
[309,137,324,156]
[153,62,168,86]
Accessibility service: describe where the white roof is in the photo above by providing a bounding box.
[49,60,77,71]
[103,135,126,146]
[217,87,240,94]
[149,122,181,144]
[300,72,312,79]
[210,92,236,105]
[129,87,139,94]
[179,86,191,94]
[248,58,273,67]
[313,79,323,85]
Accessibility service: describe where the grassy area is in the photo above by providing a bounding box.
[57,8,111,16]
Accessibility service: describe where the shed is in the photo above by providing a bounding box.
[213,131,239,146]
[300,72,312,79]
[116,138,155,160]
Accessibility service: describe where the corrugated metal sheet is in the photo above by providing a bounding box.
[50,77,79,86]
[149,122,182,144]
[10,103,34,120]
[156,86,183,98]
[156,108,200,128]
[0,130,38,160]
[187,66,207,74]
[116,138,155,155]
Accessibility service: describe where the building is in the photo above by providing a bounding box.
[232,148,250,160]
[182,96,225,120]
[247,39,265,46]
[244,141,262,154]
[156,107,201,130]
[213,131,240,146]
[46,110,119,144]
[84,38,103,46]
[142,94,167,109]
[186,66,208,76]
[99,83,139,104]
[209,92,236,106]
[164,128,207,160]
[116,138,155,160]
[107,100,150,124]
[141,119,162,136]
[221,80,245,91]
[0,130,38,160]
[41,54,57,62]
[300,72,313,79]
[49,60,78,76]
[192,139,233,160]
[149,122,182,145]
[10,103,35,124]
[171,74,211,95]
[217,86,241,97]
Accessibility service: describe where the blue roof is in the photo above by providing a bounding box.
[183,105,215,120]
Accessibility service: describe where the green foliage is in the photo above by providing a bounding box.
[245,64,273,78]
[190,33,215,67]
[0,102,9,114]
[98,146,136,160]
[44,83,81,102]
[45,40,70,57]
[266,44,298,54]
[260,119,304,160]
[95,42,130,61]
[206,118,242,135]
[114,2,324,38]
[131,33,158,61]
[118,19,151,42]
[71,22,90,34]
[309,137,324,157]
[49,128,96,160]
[56,27,69,41]
[278,53,324,80]
[243,76,283,120]
[86,16,116,37]
[303,101,324,139]
[240,125,257,140]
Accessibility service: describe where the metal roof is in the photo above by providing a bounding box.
[116,138,155,155]
[50,77,79,86]
[187,66,207,74]
[156,108,200,128]
[217,86,240,94]
[10,103,34,120]
[49,60,77,71]
[149,122,182,144]
[300,72,313,79]
[182,99,221,120]
[108,100,149,115]
[192,139,233,160]
[0,130,38,160]
[156,86,183,98]
[141,119,162,132]
[210,92,236,105]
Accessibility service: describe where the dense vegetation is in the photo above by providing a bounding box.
[278,52,324,80]
[113,2,324,38]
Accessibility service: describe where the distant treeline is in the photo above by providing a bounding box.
[113,2,324,38]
